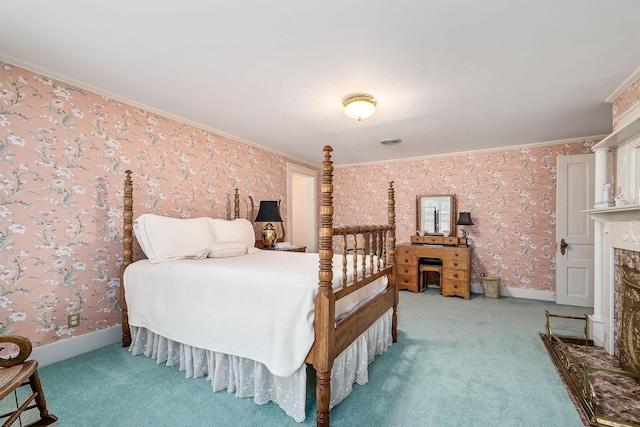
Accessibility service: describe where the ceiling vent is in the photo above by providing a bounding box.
[379,138,401,146]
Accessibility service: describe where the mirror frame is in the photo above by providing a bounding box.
[416,194,457,236]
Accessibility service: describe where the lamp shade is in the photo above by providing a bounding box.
[254,201,283,223]
[456,212,474,226]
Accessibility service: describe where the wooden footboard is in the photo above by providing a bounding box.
[313,146,397,427]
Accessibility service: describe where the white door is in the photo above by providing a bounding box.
[556,154,595,307]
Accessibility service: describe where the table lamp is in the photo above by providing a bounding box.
[254,201,283,248]
[456,212,474,247]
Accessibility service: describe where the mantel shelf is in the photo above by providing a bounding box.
[580,204,640,216]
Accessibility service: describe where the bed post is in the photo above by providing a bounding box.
[316,145,335,427]
[234,188,240,219]
[120,170,133,347]
[387,181,398,342]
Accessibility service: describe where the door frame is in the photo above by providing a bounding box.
[286,163,317,252]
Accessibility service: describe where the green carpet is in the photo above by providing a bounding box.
[3,290,590,426]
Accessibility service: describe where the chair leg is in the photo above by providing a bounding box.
[4,391,37,427]
[26,370,58,427]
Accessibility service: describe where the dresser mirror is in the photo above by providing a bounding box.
[416,194,457,236]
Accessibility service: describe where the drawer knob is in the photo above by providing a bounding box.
[453,262,458,267]
[453,273,458,278]
[454,253,459,257]
[404,259,409,263]
[404,268,409,273]
[454,284,458,288]
[404,279,409,283]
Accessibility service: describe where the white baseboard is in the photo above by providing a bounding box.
[470,282,555,301]
[588,314,606,349]
[31,326,122,367]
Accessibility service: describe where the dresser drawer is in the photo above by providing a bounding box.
[397,271,417,286]
[444,248,470,260]
[411,235,444,245]
[443,279,466,289]
[442,280,469,296]
[444,269,469,282]
[396,251,419,267]
[444,258,468,271]
[397,264,417,276]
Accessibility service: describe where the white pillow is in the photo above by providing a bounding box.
[136,214,217,264]
[209,218,256,248]
[208,242,247,258]
[132,223,149,256]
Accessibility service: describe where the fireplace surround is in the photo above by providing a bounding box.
[586,92,640,355]
[545,64,640,427]
[619,263,640,374]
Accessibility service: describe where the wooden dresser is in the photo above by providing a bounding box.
[397,243,471,299]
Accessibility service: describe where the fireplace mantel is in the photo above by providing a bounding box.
[586,202,640,354]
[584,205,640,224]
[584,205,640,216]
[588,69,640,357]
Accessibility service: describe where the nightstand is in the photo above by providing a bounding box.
[255,241,306,252]
[268,245,306,253]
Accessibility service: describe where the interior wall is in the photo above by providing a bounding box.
[1,58,610,348]
[0,61,315,347]
[333,139,600,294]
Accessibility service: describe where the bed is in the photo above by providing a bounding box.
[119,145,397,426]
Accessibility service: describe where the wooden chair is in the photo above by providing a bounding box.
[419,261,443,294]
[0,335,57,427]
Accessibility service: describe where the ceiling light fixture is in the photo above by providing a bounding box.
[343,94,376,121]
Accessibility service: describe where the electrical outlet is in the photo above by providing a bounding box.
[68,313,80,328]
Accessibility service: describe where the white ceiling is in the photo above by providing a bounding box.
[2,1,640,165]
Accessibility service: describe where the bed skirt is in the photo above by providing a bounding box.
[128,308,393,422]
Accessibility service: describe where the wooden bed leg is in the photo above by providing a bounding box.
[316,370,331,427]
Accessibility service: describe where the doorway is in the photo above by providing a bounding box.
[287,164,317,252]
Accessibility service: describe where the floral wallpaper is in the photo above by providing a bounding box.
[0,58,603,349]
[612,72,640,128]
[0,61,314,346]
[333,139,598,292]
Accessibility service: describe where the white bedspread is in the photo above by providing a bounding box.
[124,250,387,378]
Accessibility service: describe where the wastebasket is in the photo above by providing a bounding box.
[481,277,500,299]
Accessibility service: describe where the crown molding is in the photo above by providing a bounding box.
[0,53,316,169]
[613,99,640,131]
[335,135,608,169]
[606,64,640,103]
